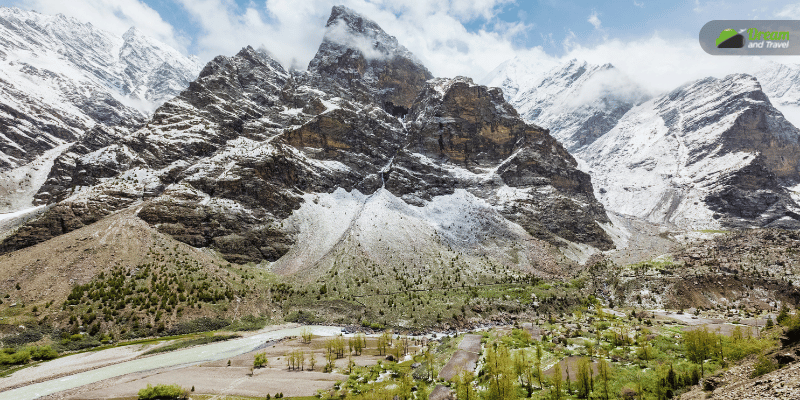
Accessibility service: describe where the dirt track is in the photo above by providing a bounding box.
[438,334,482,380]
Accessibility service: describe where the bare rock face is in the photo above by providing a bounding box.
[407,77,613,249]
[0,6,614,265]
[308,5,433,113]
[33,126,132,205]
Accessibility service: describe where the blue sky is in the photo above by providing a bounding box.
[75,1,797,55]
[2,0,799,85]
[107,0,800,55]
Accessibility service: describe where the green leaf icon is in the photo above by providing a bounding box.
[716,29,738,46]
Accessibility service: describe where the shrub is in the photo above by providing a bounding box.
[254,352,268,368]
[30,346,59,361]
[167,317,228,335]
[751,354,778,378]
[228,315,268,331]
[138,383,187,400]
[0,348,30,366]
[1,330,43,347]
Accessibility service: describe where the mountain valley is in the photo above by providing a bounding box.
[0,4,800,400]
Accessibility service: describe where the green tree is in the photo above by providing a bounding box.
[513,349,534,396]
[301,328,313,344]
[424,347,437,381]
[454,369,478,400]
[551,361,563,400]
[597,358,611,400]
[777,303,790,325]
[377,331,391,356]
[535,343,544,388]
[485,343,517,400]
[565,362,572,395]
[751,353,778,378]
[254,352,268,368]
[637,336,653,361]
[138,383,187,400]
[576,357,592,399]
[666,364,677,391]
[684,327,713,376]
[309,352,317,371]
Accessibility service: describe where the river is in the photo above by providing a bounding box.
[0,325,344,400]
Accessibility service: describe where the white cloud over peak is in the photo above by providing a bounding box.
[171,0,528,79]
[560,34,775,96]
[15,0,525,79]
[15,0,800,92]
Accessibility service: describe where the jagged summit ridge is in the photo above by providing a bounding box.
[1,6,615,271]
[117,25,201,106]
[0,6,201,176]
[489,58,649,153]
[308,5,432,112]
[320,5,419,63]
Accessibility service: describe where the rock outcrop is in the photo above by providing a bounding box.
[1,6,614,268]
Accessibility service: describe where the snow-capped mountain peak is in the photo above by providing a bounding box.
[308,5,432,111]
[580,73,800,229]
[0,6,201,210]
[496,59,649,152]
[2,6,615,271]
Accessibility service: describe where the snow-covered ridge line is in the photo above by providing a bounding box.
[0,6,202,173]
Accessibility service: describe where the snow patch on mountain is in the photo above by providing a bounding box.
[0,142,71,213]
[0,6,201,172]
[482,54,559,101]
[280,186,556,274]
[485,59,648,153]
[754,61,800,107]
[579,73,800,228]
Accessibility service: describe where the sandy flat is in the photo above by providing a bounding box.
[71,365,347,399]
[50,329,415,399]
[0,342,165,391]
[457,334,482,354]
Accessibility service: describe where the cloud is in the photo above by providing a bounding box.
[633,0,644,7]
[776,4,800,19]
[171,0,527,80]
[587,10,607,40]
[587,11,602,30]
[562,30,578,51]
[563,67,648,109]
[12,0,799,98]
[540,32,556,48]
[774,104,800,129]
[19,0,189,52]
[323,19,391,60]
[559,34,780,96]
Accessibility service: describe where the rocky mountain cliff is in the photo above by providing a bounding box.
[490,57,800,229]
[0,6,614,275]
[580,74,800,229]
[0,7,201,211]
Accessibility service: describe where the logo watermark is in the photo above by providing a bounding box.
[700,20,799,55]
